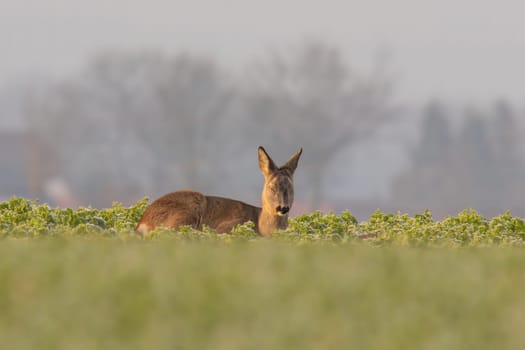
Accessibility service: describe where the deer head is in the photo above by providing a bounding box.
[258,146,302,219]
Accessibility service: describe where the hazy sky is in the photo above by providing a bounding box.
[2,0,524,103]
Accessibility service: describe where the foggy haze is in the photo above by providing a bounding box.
[2,0,525,102]
[1,1,525,220]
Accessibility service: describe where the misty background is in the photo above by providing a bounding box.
[1,0,525,220]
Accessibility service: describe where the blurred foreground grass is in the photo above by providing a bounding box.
[1,239,525,350]
[2,197,525,349]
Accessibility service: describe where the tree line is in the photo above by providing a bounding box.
[21,43,393,210]
[15,43,525,217]
[392,100,525,217]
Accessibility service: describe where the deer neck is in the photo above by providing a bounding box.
[258,207,288,237]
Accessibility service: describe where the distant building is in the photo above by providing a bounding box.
[0,131,31,200]
[0,130,73,205]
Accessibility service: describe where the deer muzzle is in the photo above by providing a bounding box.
[276,206,290,215]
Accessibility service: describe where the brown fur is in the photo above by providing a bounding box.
[136,146,302,236]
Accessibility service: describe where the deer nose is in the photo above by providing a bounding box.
[276,206,289,215]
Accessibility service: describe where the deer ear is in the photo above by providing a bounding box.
[283,147,303,174]
[258,146,277,177]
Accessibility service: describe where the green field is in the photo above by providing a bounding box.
[1,198,525,349]
[2,241,525,349]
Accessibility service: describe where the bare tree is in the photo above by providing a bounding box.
[245,43,395,208]
[146,53,235,192]
[23,75,149,205]
[23,52,236,206]
[85,52,236,194]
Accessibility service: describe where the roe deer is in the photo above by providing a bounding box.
[136,146,302,236]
